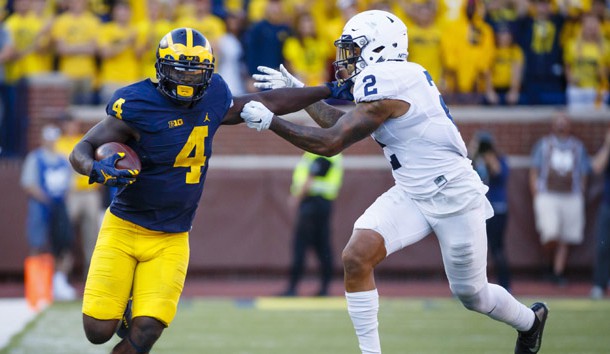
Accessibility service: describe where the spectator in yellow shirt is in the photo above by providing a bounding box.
[441,0,495,104]
[98,1,140,103]
[52,0,100,105]
[135,0,175,80]
[564,13,609,110]
[55,117,102,276]
[176,0,226,45]
[316,0,359,80]
[4,0,54,82]
[406,1,445,86]
[485,25,524,105]
[283,12,330,86]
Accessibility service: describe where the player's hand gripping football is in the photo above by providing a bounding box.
[241,101,274,131]
[89,152,139,187]
[252,64,305,89]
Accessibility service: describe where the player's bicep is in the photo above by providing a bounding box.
[81,116,138,148]
[222,94,261,125]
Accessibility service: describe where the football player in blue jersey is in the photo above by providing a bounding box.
[70,27,350,354]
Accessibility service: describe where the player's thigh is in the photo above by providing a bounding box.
[353,185,431,256]
[433,195,490,295]
[132,233,189,326]
[533,193,560,243]
[559,193,585,244]
[83,211,137,320]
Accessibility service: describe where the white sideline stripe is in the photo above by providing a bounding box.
[0,298,37,349]
[68,104,610,123]
[210,155,388,170]
[209,155,533,170]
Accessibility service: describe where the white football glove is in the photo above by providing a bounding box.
[241,101,274,131]
[252,64,305,89]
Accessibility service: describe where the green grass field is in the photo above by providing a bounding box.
[2,297,609,354]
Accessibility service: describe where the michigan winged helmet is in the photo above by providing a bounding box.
[156,28,215,104]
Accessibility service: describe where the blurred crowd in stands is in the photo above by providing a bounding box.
[0,0,609,156]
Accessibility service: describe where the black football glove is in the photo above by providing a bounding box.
[325,80,354,101]
[89,152,139,187]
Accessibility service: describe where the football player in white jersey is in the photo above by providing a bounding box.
[241,10,548,354]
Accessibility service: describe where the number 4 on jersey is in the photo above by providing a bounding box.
[174,126,208,184]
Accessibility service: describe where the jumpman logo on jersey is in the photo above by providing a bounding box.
[204,113,210,122]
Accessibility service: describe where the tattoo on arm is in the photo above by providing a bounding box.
[304,101,346,128]
[270,101,388,156]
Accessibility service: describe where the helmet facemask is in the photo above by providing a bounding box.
[157,56,214,105]
[332,35,368,83]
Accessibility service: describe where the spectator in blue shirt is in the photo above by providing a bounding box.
[244,0,292,82]
[470,131,512,291]
[513,0,567,105]
[590,128,610,299]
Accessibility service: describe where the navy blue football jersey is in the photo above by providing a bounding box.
[105,76,232,232]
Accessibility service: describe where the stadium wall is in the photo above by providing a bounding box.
[0,76,608,279]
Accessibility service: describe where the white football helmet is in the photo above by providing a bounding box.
[333,10,408,82]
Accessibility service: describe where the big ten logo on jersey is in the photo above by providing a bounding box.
[168,119,184,128]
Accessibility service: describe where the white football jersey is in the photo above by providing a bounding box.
[353,61,485,202]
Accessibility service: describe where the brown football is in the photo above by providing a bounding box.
[95,142,141,171]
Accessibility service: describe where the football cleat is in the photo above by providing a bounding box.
[116,298,133,339]
[515,302,549,354]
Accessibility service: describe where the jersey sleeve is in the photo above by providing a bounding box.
[212,74,233,114]
[104,84,145,123]
[353,65,402,103]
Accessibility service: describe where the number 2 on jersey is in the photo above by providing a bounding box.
[174,126,208,184]
[362,75,378,96]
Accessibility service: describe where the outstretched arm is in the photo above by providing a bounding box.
[222,86,331,125]
[223,65,353,126]
[304,101,346,128]
[242,99,408,156]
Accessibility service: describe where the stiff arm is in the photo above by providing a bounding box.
[266,99,409,156]
[221,86,332,125]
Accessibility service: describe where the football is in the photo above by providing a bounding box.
[95,142,142,171]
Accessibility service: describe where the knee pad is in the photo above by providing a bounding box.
[454,285,492,313]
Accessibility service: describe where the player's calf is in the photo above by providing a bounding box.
[116,317,165,354]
